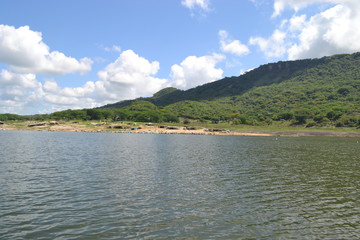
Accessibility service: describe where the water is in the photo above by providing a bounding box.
[0,131,359,239]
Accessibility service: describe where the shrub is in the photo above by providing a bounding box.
[183,119,191,125]
[306,120,316,128]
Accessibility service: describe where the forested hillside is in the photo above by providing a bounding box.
[2,52,359,128]
[99,52,360,127]
[161,53,360,127]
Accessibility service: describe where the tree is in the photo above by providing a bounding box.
[294,109,311,124]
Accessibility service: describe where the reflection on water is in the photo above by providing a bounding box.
[0,131,359,239]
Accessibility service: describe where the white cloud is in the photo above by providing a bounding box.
[288,3,360,59]
[272,0,339,17]
[272,0,360,16]
[0,69,98,114]
[0,25,92,75]
[273,0,315,17]
[43,79,60,93]
[181,0,210,11]
[43,79,95,99]
[170,53,224,89]
[249,30,287,58]
[219,30,250,56]
[96,50,168,101]
[0,70,43,114]
[102,44,121,53]
[39,80,98,113]
[251,0,360,60]
[62,82,96,98]
[288,14,307,32]
[0,70,39,89]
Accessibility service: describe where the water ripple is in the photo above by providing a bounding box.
[0,131,359,239]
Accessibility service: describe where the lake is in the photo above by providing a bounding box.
[0,130,359,239]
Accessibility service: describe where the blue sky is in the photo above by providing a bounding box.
[1,0,359,114]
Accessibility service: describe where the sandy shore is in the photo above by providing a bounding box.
[1,121,360,137]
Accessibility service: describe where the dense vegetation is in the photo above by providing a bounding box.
[1,53,359,128]
[0,101,179,123]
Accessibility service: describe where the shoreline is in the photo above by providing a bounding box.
[1,121,360,137]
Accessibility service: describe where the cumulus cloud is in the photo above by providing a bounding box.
[287,3,360,59]
[96,50,168,101]
[0,70,39,89]
[181,0,210,17]
[0,25,92,75]
[251,0,360,60]
[271,0,356,17]
[170,54,225,89]
[288,14,307,32]
[0,70,98,114]
[219,30,250,56]
[0,70,42,114]
[272,0,321,17]
[43,79,60,93]
[43,79,95,99]
[249,30,287,58]
[182,0,210,10]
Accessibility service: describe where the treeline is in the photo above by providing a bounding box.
[0,100,179,123]
[162,100,360,128]
[0,113,29,121]
[1,100,358,128]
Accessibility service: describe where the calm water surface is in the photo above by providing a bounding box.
[0,131,359,239]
